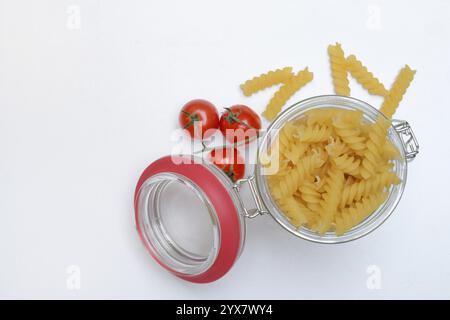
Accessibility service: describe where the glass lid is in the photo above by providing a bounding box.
[134,155,245,283]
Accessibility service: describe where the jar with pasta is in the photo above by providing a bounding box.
[257,95,418,243]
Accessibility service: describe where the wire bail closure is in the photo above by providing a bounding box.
[233,175,268,219]
[392,120,419,162]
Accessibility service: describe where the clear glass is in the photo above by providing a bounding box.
[136,160,246,276]
[255,95,407,244]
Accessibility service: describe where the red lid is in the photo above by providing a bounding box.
[134,155,243,283]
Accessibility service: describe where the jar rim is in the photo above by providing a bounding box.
[255,95,408,244]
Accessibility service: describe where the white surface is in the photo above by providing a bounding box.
[1,0,449,299]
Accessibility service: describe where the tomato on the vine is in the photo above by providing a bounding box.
[219,104,261,144]
[208,147,245,182]
[179,99,219,139]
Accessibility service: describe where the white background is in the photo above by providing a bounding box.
[1,0,450,299]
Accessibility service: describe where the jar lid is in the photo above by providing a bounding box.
[134,155,244,283]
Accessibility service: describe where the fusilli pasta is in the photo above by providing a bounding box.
[277,196,308,227]
[262,68,314,121]
[340,172,401,208]
[240,67,294,97]
[316,167,345,234]
[335,192,388,236]
[328,43,350,96]
[380,65,416,118]
[333,115,366,154]
[360,118,390,179]
[295,124,333,143]
[259,44,416,237]
[271,153,324,200]
[266,107,402,236]
[299,180,323,213]
[346,55,388,96]
[325,137,349,158]
[332,153,361,176]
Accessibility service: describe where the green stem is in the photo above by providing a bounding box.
[223,107,257,130]
[192,134,260,155]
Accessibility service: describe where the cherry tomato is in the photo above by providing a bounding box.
[219,104,261,144]
[179,99,219,140]
[208,147,245,182]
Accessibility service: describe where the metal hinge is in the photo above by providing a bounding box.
[392,120,419,162]
[233,175,268,219]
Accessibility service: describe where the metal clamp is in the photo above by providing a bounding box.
[233,176,268,219]
[392,120,419,162]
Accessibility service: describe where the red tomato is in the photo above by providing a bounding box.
[220,105,261,144]
[179,99,219,140]
[208,147,245,182]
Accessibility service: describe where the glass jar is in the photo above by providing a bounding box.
[134,95,419,283]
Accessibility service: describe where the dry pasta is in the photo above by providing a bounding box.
[244,43,416,236]
[262,68,314,121]
[360,118,390,179]
[240,67,294,97]
[314,167,345,234]
[382,140,401,160]
[346,55,388,96]
[299,180,323,213]
[340,172,400,208]
[328,43,350,96]
[277,197,308,227]
[380,65,416,118]
[335,192,389,236]
[271,153,324,200]
[325,137,349,158]
[332,114,366,154]
[266,107,402,236]
[294,123,332,143]
[332,153,361,176]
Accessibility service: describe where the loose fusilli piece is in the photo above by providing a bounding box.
[328,43,350,96]
[240,67,294,97]
[380,65,416,118]
[346,55,388,96]
[262,68,314,121]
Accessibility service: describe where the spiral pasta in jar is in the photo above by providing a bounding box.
[256,95,417,243]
